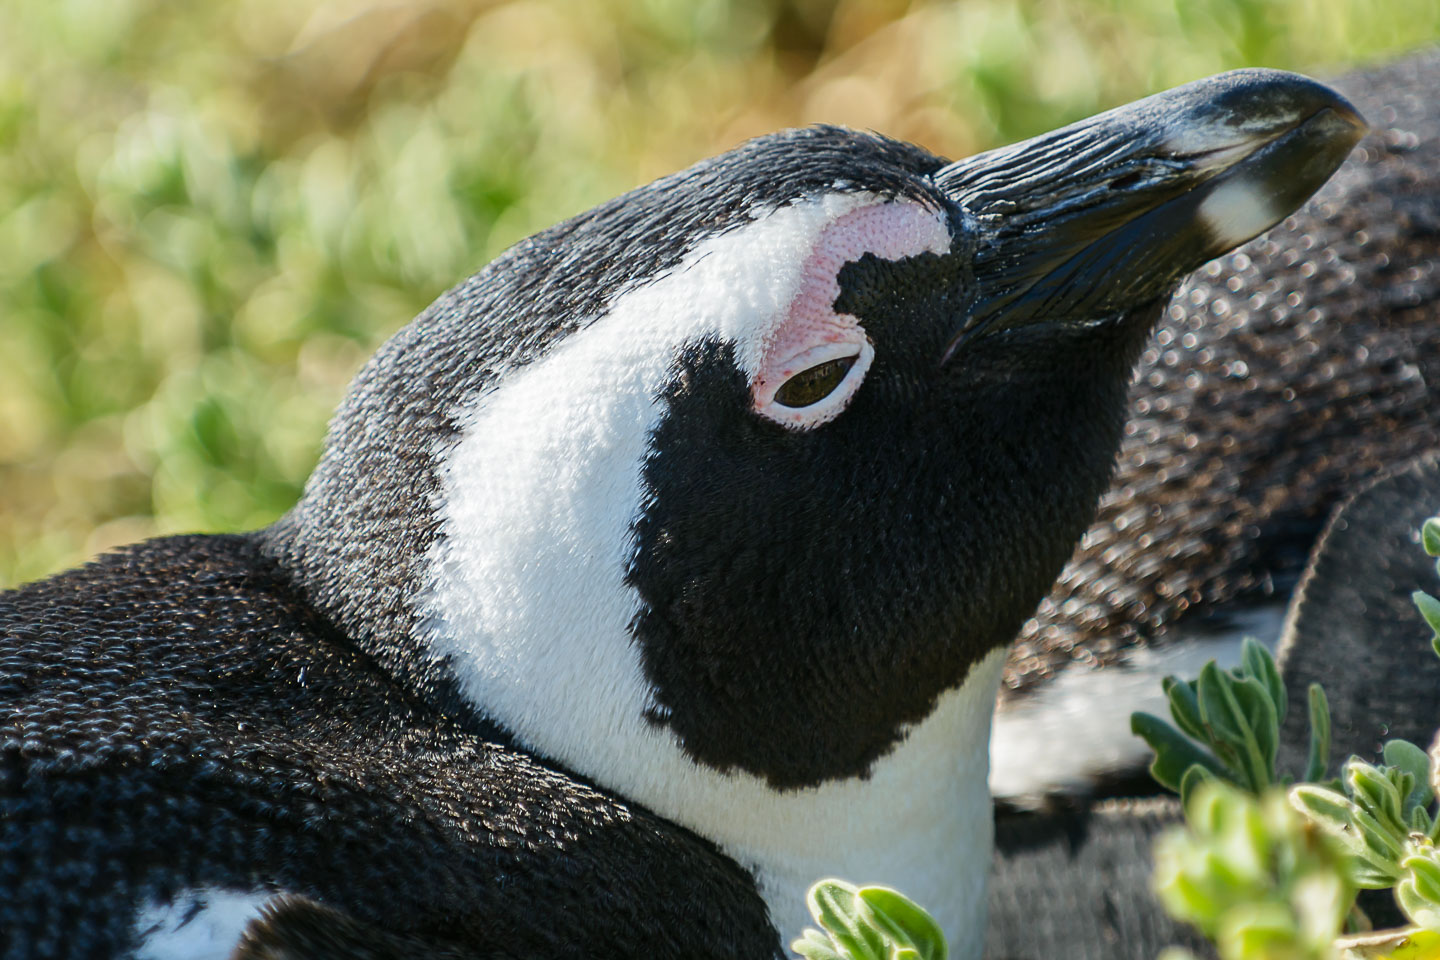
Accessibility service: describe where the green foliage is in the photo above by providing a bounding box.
[1397,851,1440,933]
[1151,520,1440,959]
[4,0,1440,587]
[1132,638,1329,803]
[1290,748,1439,892]
[793,880,946,960]
[1411,518,1440,660]
[1153,782,1354,960]
[1307,686,1335,785]
[1289,743,1440,935]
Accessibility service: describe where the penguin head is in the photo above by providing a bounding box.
[269,70,1364,797]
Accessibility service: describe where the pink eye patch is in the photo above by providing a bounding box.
[752,201,950,429]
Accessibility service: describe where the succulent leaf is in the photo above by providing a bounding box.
[795,881,946,960]
[1165,676,1210,742]
[1384,741,1434,816]
[1241,636,1287,727]
[1132,711,1229,794]
[1306,684,1332,784]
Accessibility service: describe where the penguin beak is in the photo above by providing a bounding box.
[936,69,1367,362]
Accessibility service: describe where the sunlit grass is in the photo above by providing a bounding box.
[2,0,1438,587]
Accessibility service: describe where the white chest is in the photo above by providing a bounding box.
[724,650,1005,956]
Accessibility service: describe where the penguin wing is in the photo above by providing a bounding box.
[1275,453,1440,776]
[0,535,782,960]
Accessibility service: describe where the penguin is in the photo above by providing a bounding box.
[0,70,1362,960]
[990,47,1440,809]
[986,48,1440,960]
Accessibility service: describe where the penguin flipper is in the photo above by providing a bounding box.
[1275,453,1440,777]
[2,535,784,960]
[233,895,471,960]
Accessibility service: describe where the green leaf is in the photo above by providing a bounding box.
[1198,661,1246,744]
[1164,676,1208,742]
[1181,763,1219,809]
[808,880,887,960]
[1398,851,1440,931]
[794,928,845,960]
[1304,684,1331,783]
[1196,662,1275,792]
[1157,782,1355,957]
[798,881,947,960]
[1231,675,1280,788]
[1240,636,1286,727]
[1290,783,1404,888]
[1404,852,1440,903]
[1291,870,1354,950]
[1216,900,1300,960]
[1422,518,1440,557]
[1349,761,1407,834]
[1413,590,1440,637]
[1291,783,1360,834]
[859,887,947,960]
[1132,712,1229,795]
[1385,739,1435,816]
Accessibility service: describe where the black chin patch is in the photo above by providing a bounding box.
[626,335,921,789]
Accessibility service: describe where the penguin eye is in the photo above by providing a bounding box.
[773,356,857,408]
[752,340,873,430]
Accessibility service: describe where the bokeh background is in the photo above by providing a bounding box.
[3,0,1439,588]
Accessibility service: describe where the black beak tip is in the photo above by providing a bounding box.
[1179,67,1367,139]
[1139,68,1367,168]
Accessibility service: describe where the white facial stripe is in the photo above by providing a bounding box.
[419,192,993,952]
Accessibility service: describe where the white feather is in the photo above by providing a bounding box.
[132,887,272,960]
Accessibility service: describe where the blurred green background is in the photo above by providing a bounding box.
[2,0,1438,588]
